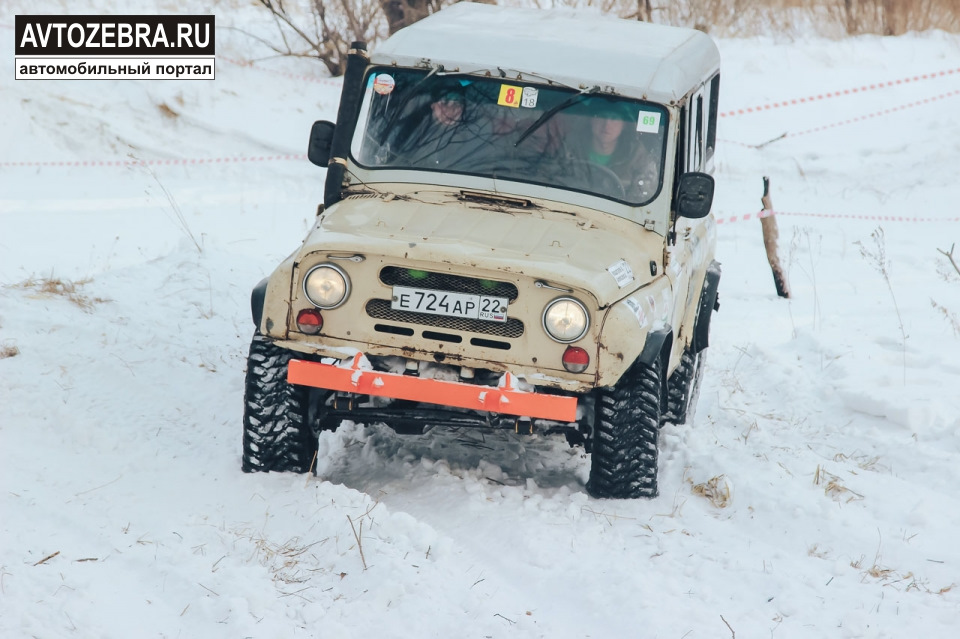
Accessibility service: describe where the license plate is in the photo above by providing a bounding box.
[392,285,509,323]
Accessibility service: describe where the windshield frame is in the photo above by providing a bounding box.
[348,67,670,207]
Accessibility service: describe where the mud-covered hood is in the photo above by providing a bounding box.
[301,195,662,307]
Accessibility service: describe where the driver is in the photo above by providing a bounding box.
[574,102,660,201]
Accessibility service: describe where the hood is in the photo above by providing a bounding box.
[302,194,662,307]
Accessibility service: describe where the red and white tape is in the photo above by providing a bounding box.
[786,88,960,138]
[715,210,960,224]
[720,67,960,118]
[720,87,960,148]
[0,154,307,169]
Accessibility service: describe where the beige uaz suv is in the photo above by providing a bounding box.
[243,3,722,499]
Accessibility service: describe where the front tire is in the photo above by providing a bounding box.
[242,332,317,473]
[586,356,663,499]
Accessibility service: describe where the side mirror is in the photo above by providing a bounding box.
[307,120,336,167]
[676,172,715,219]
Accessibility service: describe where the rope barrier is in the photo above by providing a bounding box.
[719,67,960,117]
[720,87,960,148]
[715,210,959,224]
[0,154,307,169]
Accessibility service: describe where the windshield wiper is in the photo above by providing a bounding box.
[514,86,600,148]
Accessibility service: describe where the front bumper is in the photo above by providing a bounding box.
[287,353,578,422]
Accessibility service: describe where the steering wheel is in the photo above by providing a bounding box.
[563,159,627,200]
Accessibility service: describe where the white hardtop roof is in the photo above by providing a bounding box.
[370,3,720,104]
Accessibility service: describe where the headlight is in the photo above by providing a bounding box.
[303,264,350,309]
[542,297,589,343]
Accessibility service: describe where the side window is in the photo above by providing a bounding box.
[685,90,703,172]
[677,104,688,177]
[695,93,704,166]
[706,74,720,160]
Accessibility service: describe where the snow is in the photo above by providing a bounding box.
[2,2,960,637]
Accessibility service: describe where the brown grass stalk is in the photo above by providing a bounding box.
[12,276,109,311]
[346,514,367,570]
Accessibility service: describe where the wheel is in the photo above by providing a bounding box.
[662,348,706,426]
[586,355,663,499]
[242,332,318,473]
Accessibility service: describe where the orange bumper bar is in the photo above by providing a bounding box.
[287,354,577,423]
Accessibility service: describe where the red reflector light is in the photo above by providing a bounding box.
[562,346,589,373]
[296,309,323,335]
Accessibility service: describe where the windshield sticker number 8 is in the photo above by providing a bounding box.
[498,84,522,108]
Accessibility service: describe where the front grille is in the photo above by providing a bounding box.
[366,299,524,338]
[380,266,518,301]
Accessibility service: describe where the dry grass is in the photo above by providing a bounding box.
[157,102,180,119]
[850,555,955,594]
[10,276,108,312]
[857,228,907,384]
[824,0,960,35]
[0,342,19,359]
[544,0,960,36]
[236,528,325,586]
[866,563,895,579]
[690,474,734,508]
[814,464,864,502]
[832,451,888,473]
[931,299,960,336]
[933,244,960,335]
[247,0,959,81]
[850,547,895,582]
[808,543,830,559]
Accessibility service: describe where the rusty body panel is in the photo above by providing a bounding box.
[257,178,714,393]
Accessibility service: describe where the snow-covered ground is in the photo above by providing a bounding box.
[2,3,959,637]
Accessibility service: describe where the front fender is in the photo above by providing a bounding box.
[594,277,674,387]
[250,277,269,329]
[255,252,298,339]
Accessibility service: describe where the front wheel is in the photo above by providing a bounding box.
[586,356,663,499]
[242,332,317,473]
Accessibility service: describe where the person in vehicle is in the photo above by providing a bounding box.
[389,84,476,168]
[430,88,465,127]
[577,103,660,201]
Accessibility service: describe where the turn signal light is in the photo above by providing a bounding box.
[562,346,589,373]
[296,309,323,335]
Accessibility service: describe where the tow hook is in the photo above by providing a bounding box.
[515,418,533,435]
[332,396,355,410]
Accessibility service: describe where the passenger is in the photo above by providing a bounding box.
[430,88,465,127]
[391,84,473,168]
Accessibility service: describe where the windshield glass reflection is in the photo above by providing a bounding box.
[351,68,668,205]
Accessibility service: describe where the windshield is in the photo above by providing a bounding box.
[350,68,669,205]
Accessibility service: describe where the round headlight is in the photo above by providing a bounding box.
[542,297,589,343]
[303,264,349,309]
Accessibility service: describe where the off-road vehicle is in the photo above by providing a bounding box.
[242,3,722,498]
